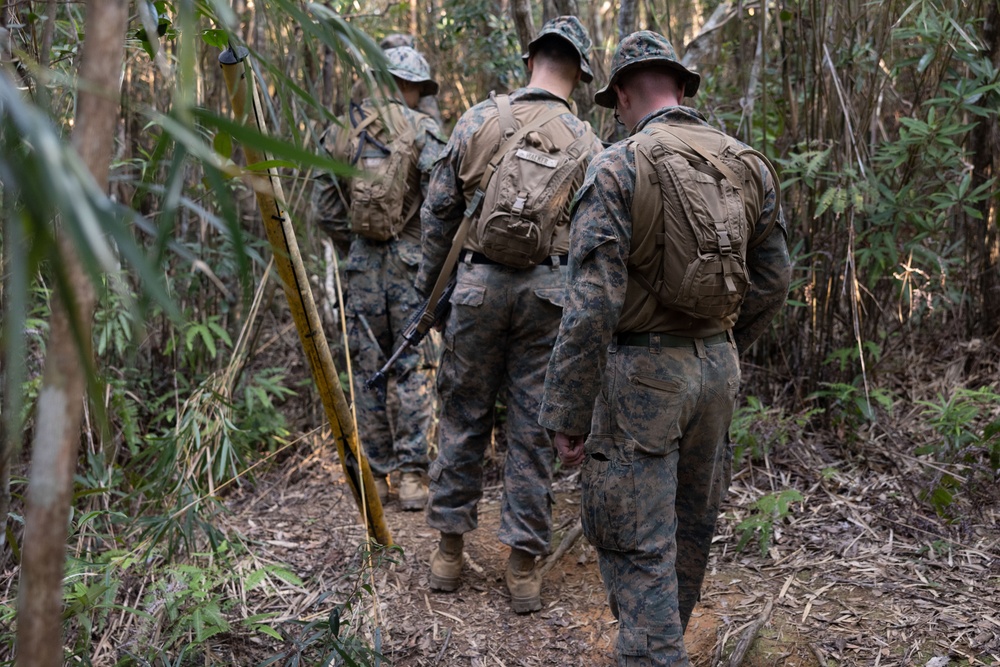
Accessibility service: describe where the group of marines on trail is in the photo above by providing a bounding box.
[312,18,791,666]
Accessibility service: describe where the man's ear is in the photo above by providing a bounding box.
[614,83,629,111]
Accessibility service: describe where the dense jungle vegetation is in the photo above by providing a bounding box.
[0,0,998,664]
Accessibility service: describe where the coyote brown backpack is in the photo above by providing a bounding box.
[476,94,594,269]
[344,101,423,241]
[629,123,780,320]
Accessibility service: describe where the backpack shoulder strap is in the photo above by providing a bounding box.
[628,132,689,298]
[736,147,782,249]
[491,92,517,140]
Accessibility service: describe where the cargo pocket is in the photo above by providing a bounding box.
[618,627,649,658]
[618,372,687,457]
[533,286,566,309]
[450,283,486,307]
[396,238,422,268]
[444,283,486,352]
[581,437,637,552]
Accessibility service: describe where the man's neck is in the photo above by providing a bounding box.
[526,70,575,103]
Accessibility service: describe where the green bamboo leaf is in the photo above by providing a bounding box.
[253,624,283,640]
[190,108,357,178]
[246,569,268,590]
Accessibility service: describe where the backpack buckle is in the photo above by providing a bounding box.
[511,193,527,217]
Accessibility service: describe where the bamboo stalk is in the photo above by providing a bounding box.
[219,49,391,547]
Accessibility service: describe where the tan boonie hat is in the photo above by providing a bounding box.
[594,30,700,108]
[384,46,440,96]
[522,15,595,84]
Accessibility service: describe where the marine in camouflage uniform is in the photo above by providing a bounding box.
[417,16,604,613]
[538,32,792,665]
[318,46,447,510]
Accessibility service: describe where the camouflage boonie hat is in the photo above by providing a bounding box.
[594,30,700,108]
[522,15,595,84]
[384,46,440,96]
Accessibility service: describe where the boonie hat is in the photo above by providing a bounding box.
[522,15,595,84]
[384,46,440,96]
[594,30,700,108]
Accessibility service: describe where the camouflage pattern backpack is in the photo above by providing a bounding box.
[476,93,595,269]
[629,122,780,320]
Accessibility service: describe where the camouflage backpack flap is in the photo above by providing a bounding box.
[347,101,422,241]
[476,94,595,269]
[629,123,779,320]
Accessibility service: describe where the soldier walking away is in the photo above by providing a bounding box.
[539,31,792,664]
[417,16,603,613]
[316,46,448,511]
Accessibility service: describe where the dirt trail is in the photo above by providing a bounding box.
[223,434,999,666]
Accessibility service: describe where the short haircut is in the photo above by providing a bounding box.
[530,35,580,70]
[617,64,684,96]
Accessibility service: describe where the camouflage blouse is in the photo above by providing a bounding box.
[538,105,792,436]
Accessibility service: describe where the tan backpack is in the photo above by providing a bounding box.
[476,94,594,268]
[345,101,422,241]
[629,123,780,320]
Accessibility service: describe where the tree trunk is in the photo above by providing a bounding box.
[15,0,128,664]
[510,0,536,58]
[971,0,1000,337]
[553,0,577,18]
[542,0,556,24]
[0,0,13,573]
[619,0,637,40]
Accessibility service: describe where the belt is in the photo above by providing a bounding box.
[461,250,568,267]
[616,331,730,348]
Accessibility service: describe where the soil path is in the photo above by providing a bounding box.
[223,434,1000,666]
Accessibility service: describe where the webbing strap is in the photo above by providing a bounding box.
[493,92,517,139]
[736,147,782,249]
[350,109,380,137]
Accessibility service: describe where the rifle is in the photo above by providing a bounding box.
[365,274,456,401]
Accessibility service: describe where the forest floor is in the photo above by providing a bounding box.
[4,325,999,666]
[218,411,1000,667]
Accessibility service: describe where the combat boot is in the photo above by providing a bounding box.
[506,548,542,613]
[397,471,428,511]
[429,533,463,591]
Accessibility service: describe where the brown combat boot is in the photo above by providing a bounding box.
[506,548,542,613]
[429,533,463,591]
[397,471,428,511]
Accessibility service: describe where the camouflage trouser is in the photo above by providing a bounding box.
[426,260,564,556]
[581,336,739,666]
[345,236,435,478]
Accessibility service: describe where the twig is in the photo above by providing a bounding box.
[809,642,830,667]
[727,598,773,667]
[433,627,452,666]
[538,519,584,577]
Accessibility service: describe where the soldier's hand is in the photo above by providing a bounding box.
[553,432,586,468]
